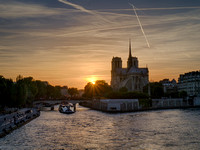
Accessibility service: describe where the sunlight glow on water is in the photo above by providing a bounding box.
[0,106,200,149]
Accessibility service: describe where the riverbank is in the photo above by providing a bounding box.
[0,106,200,149]
[80,98,200,113]
[80,102,200,113]
[0,108,40,138]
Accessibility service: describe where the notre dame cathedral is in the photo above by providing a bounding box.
[111,40,149,92]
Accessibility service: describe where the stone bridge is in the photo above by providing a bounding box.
[33,100,87,110]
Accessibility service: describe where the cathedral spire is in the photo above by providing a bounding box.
[127,38,133,70]
[129,38,132,58]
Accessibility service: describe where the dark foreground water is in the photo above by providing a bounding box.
[0,105,200,150]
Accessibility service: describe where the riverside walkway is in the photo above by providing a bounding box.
[0,108,40,138]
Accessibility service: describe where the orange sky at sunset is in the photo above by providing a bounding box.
[0,0,200,89]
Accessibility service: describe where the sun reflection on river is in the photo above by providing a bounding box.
[0,106,200,149]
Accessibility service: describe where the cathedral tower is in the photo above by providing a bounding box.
[127,39,138,69]
[111,57,122,88]
[112,57,122,71]
[111,39,148,92]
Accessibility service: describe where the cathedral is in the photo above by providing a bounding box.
[111,40,149,92]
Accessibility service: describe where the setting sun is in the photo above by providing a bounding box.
[90,78,96,84]
[86,76,98,85]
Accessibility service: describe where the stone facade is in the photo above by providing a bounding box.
[160,79,177,93]
[111,40,149,92]
[178,71,200,96]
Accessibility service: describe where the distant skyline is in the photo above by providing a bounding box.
[0,0,200,89]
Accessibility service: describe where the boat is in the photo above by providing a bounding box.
[59,103,75,114]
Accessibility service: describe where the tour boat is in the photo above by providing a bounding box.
[59,103,75,114]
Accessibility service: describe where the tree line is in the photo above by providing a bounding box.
[1,75,187,109]
[83,80,187,99]
[0,75,69,108]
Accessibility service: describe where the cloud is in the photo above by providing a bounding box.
[58,0,113,23]
[0,1,200,87]
[0,2,60,18]
[96,6,200,11]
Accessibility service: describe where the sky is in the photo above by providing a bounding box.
[0,0,200,89]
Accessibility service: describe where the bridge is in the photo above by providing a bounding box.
[33,100,89,111]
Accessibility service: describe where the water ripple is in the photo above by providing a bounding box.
[0,106,200,149]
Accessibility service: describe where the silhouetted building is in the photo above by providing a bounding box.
[178,71,200,96]
[111,40,149,92]
[160,79,177,93]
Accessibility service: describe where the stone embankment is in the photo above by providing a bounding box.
[0,108,40,138]
[80,97,200,113]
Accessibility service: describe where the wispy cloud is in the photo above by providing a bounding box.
[58,0,113,23]
[0,0,200,87]
[0,2,59,18]
[96,6,200,11]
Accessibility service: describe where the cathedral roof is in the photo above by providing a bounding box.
[115,67,148,75]
[115,68,127,75]
[127,67,148,74]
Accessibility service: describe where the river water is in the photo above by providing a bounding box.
[0,105,200,150]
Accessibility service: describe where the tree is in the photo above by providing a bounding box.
[54,86,62,99]
[119,87,128,93]
[83,80,112,98]
[0,75,14,107]
[16,75,23,82]
[46,85,55,99]
[0,75,37,108]
[68,87,79,97]
[15,80,28,107]
[15,76,38,106]
[0,75,70,108]
[144,82,164,98]
[35,80,47,99]
[83,82,94,98]
[23,77,38,103]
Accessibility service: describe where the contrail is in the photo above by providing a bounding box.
[96,6,200,12]
[129,3,150,48]
[58,0,112,23]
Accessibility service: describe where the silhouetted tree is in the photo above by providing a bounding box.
[54,86,62,99]
[15,76,38,106]
[119,87,128,93]
[83,82,94,98]
[15,79,27,107]
[46,85,55,99]
[23,77,38,103]
[0,75,14,107]
[35,80,47,99]
[144,82,164,98]
[68,87,79,97]
[83,80,112,98]
[0,75,70,108]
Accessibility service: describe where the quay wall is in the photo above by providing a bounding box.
[0,108,40,138]
[152,98,186,108]
[80,99,140,112]
[80,98,200,113]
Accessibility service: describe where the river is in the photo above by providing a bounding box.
[0,105,200,150]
